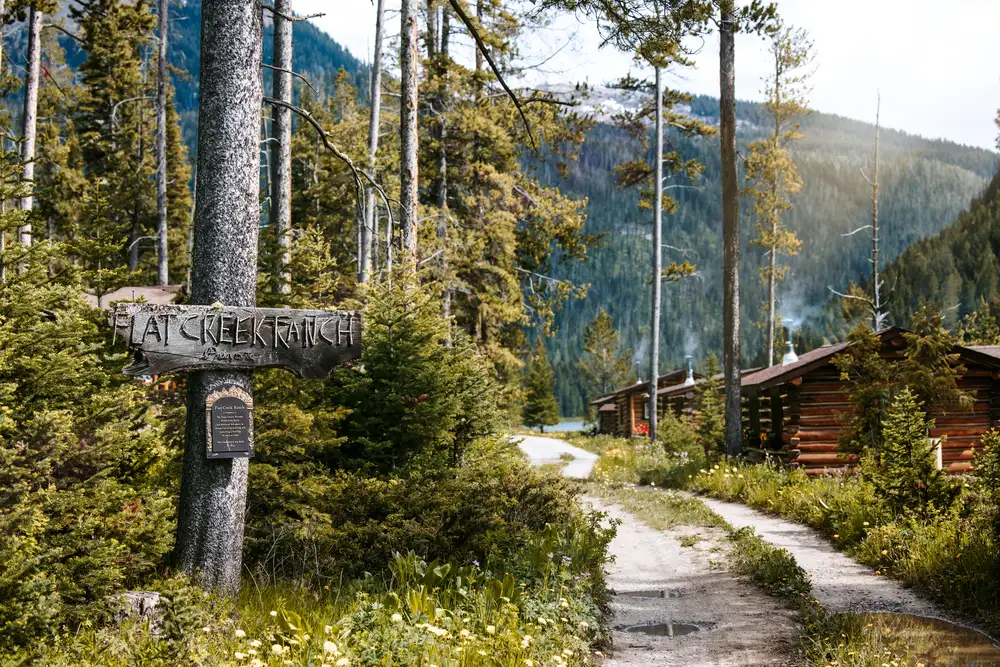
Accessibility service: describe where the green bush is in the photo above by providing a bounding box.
[0,253,174,650]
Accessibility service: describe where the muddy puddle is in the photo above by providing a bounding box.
[618,622,700,637]
[847,613,1000,665]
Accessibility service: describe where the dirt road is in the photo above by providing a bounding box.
[515,434,598,478]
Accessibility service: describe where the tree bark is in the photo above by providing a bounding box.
[360,0,385,283]
[399,0,419,263]
[175,0,263,596]
[647,66,663,442]
[271,0,293,295]
[437,7,450,319]
[720,0,742,457]
[18,1,41,245]
[156,0,169,285]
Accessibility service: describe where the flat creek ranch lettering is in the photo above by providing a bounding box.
[109,303,362,378]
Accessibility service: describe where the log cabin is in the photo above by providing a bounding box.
[742,327,1000,474]
[590,365,699,436]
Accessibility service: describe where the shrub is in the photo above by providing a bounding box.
[0,256,174,651]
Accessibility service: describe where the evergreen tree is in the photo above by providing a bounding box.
[742,23,811,366]
[861,387,957,517]
[956,297,1000,345]
[900,303,971,413]
[833,323,892,456]
[696,352,725,455]
[522,339,560,432]
[578,308,635,417]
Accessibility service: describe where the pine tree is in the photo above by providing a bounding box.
[957,297,1000,345]
[900,302,971,413]
[522,339,560,432]
[743,23,811,366]
[696,352,725,455]
[862,387,957,517]
[578,308,635,417]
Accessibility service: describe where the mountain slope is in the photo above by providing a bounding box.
[878,169,1000,328]
[538,93,997,416]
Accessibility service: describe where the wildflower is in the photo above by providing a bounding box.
[235,629,246,639]
[563,649,574,656]
[270,610,278,618]
[325,625,333,635]
[956,553,962,559]
[881,550,888,556]
[271,644,284,655]
[833,534,840,539]
[537,617,548,626]
[202,626,211,633]
[478,650,488,656]
[486,625,496,635]
[336,659,350,667]
[324,641,338,654]
[249,640,262,648]
[862,521,870,527]
[391,613,403,623]
[525,661,534,667]
[250,660,264,667]
[578,621,589,631]
[461,629,471,638]
[235,652,247,660]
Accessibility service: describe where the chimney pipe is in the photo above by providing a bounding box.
[782,339,798,366]
[683,356,695,386]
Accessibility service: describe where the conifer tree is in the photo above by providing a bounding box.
[743,23,811,366]
[900,303,971,413]
[833,323,891,456]
[862,387,957,517]
[578,308,635,416]
[696,352,725,455]
[957,297,1000,345]
[522,339,560,432]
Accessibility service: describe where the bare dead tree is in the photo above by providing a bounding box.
[155,0,169,284]
[400,0,419,263]
[360,0,385,283]
[19,1,41,246]
[271,0,293,295]
[828,94,886,329]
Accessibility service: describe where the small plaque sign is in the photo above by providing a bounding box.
[205,386,254,459]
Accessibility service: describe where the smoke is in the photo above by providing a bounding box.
[633,336,649,379]
[779,285,820,334]
[683,329,699,358]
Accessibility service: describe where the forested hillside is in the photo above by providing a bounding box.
[874,169,1000,328]
[538,94,997,416]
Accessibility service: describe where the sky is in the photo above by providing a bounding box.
[298,0,1000,151]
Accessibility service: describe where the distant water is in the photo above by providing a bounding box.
[524,420,588,433]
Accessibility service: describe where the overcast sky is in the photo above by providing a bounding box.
[298,0,1000,151]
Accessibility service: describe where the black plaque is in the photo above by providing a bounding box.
[206,388,254,459]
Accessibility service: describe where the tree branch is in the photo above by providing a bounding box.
[263,96,396,233]
[262,63,317,93]
[262,6,324,22]
[42,23,82,43]
[445,0,536,150]
[841,225,872,237]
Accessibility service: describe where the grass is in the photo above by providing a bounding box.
[678,534,702,547]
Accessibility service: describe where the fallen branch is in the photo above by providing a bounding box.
[262,6,324,22]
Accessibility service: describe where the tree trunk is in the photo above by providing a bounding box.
[767,220,776,367]
[155,0,169,284]
[360,0,385,283]
[437,7,450,319]
[18,1,40,245]
[175,0,263,596]
[399,0,419,263]
[647,66,663,443]
[871,95,881,329]
[720,0,742,457]
[271,0,293,295]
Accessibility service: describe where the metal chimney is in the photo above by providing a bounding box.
[782,339,798,366]
[683,356,695,386]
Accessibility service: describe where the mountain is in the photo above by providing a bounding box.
[53,0,368,155]
[535,90,997,416]
[877,168,1000,329]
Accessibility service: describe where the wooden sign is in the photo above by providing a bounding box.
[206,386,254,459]
[109,303,361,379]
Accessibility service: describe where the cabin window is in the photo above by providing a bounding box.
[642,400,649,420]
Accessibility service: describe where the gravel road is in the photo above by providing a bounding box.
[515,434,598,478]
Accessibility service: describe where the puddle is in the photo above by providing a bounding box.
[846,613,1000,665]
[615,589,684,598]
[618,622,700,637]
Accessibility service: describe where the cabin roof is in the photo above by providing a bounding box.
[598,402,617,413]
[742,328,1000,392]
[588,368,692,404]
